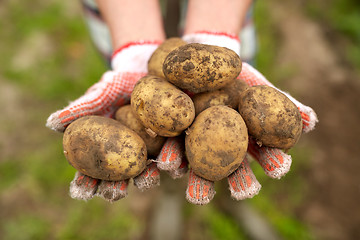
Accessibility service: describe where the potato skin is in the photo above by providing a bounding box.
[115,105,166,157]
[238,85,302,149]
[63,116,147,181]
[185,106,248,181]
[163,43,242,93]
[192,78,249,115]
[148,38,187,79]
[131,75,195,137]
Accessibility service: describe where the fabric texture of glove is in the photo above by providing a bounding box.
[46,41,161,132]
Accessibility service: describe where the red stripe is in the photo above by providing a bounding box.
[112,40,162,58]
[194,31,240,41]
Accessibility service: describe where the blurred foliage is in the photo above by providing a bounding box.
[0,1,107,101]
[251,1,318,239]
[305,0,360,68]
[248,146,315,240]
[0,0,358,239]
[184,204,247,240]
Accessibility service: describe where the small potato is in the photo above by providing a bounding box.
[192,78,249,115]
[238,85,302,149]
[63,116,147,181]
[185,106,248,181]
[115,105,166,157]
[163,43,242,93]
[148,38,187,79]
[131,75,195,137]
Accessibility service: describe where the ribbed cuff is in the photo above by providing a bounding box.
[183,31,241,55]
[111,40,162,72]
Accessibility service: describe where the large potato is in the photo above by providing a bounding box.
[131,75,195,137]
[192,78,249,115]
[148,38,187,79]
[63,116,147,181]
[115,104,166,157]
[163,43,242,93]
[185,106,248,181]
[238,85,302,149]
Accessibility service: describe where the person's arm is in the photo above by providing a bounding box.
[184,0,253,35]
[96,0,166,49]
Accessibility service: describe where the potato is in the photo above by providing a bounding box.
[185,106,248,181]
[192,78,249,115]
[163,43,242,93]
[131,75,195,137]
[238,85,302,149]
[148,38,187,79]
[115,104,166,157]
[63,116,147,181]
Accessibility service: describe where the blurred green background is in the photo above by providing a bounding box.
[1,0,359,239]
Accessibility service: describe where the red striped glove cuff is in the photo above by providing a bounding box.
[111,40,162,72]
[182,31,241,55]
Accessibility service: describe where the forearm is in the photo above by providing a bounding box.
[96,0,166,49]
[184,0,253,35]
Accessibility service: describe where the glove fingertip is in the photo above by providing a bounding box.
[69,173,98,201]
[300,105,319,133]
[166,159,189,179]
[185,170,216,205]
[156,137,184,171]
[133,162,161,192]
[46,111,66,132]
[227,158,261,200]
[229,180,261,201]
[96,180,129,202]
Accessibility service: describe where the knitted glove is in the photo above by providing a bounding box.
[180,31,318,205]
[47,40,178,202]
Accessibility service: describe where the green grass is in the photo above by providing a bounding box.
[3,214,52,240]
[251,1,319,239]
[184,204,248,240]
[0,2,124,239]
[0,1,107,101]
[305,0,360,68]
[248,146,315,240]
[1,0,358,239]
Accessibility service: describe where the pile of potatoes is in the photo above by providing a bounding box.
[62,38,302,183]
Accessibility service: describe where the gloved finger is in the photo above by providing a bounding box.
[227,156,261,200]
[238,62,318,133]
[167,157,189,179]
[133,162,160,191]
[46,71,146,132]
[247,138,292,179]
[156,136,184,171]
[96,179,129,202]
[186,169,216,205]
[69,171,99,201]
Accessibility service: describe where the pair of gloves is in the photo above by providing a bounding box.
[46,31,318,205]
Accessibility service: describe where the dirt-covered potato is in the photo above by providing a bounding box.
[148,38,187,79]
[163,43,242,93]
[131,75,195,137]
[192,78,249,115]
[63,116,147,181]
[115,104,166,157]
[185,106,248,181]
[238,85,302,149]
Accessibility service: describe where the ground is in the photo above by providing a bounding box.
[269,2,360,239]
[0,0,359,239]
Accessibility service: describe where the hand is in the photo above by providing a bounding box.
[47,40,172,202]
[179,31,318,205]
[46,41,160,132]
